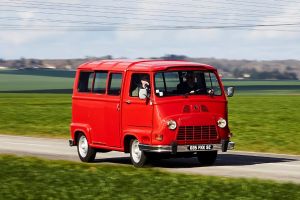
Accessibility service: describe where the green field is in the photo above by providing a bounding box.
[0,93,299,154]
[0,93,71,138]
[222,80,300,95]
[228,95,300,154]
[0,69,299,94]
[223,80,300,86]
[0,155,299,200]
[0,73,73,92]
[0,69,299,154]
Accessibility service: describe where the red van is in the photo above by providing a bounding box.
[69,60,235,167]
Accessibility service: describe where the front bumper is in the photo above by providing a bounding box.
[139,141,235,153]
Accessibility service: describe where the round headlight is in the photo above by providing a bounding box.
[217,118,227,128]
[167,120,177,130]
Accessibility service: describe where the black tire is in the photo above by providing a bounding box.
[129,139,147,167]
[197,151,218,166]
[77,133,96,162]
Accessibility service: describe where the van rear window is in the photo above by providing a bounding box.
[77,72,94,93]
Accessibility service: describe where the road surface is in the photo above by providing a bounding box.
[1,134,300,184]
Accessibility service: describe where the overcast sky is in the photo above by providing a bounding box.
[1,0,300,60]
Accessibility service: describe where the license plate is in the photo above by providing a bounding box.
[188,145,213,151]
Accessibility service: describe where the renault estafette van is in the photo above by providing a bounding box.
[69,60,235,167]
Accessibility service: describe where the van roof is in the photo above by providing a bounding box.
[77,59,216,72]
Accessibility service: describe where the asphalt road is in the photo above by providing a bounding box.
[1,134,300,184]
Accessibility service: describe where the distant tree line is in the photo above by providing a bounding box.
[162,54,298,80]
[0,55,299,80]
[233,68,297,80]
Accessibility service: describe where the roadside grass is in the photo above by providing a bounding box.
[0,155,299,200]
[0,93,299,154]
[228,95,300,154]
[0,93,71,138]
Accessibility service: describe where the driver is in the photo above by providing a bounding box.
[177,72,199,94]
[131,75,150,97]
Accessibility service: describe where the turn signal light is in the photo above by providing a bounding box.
[155,134,163,141]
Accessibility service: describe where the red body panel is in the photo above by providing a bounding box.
[70,60,231,152]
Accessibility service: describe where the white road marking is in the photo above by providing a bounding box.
[2,141,53,147]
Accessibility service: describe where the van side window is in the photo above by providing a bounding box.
[77,71,94,92]
[130,73,150,97]
[108,73,122,96]
[93,71,108,94]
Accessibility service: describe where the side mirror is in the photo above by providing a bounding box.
[139,88,148,99]
[226,87,235,97]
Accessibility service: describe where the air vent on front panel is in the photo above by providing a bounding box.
[183,105,191,113]
[201,105,209,112]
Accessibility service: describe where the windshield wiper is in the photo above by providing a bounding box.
[183,88,213,97]
[183,89,199,97]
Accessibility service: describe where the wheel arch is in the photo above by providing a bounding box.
[74,129,91,145]
[123,134,137,153]
[71,123,92,145]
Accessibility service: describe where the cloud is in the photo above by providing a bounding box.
[0,0,300,60]
[114,0,222,45]
[0,8,62,45]
[247,2,300,39]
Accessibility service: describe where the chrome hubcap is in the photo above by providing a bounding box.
[131,140,142,163]
[78,135,88,157]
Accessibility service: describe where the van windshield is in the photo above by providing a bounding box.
[154,70,222,97]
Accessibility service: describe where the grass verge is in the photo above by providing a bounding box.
[0,93,299,154]
[0,155,299,200]
[0,93,71,138]
[228,95,300,154]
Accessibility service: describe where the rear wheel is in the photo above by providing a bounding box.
[130,139,147,167]
[77,133,96,162]
[197,151,217,166]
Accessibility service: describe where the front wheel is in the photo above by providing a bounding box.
[77,133,96,162]
[130,139,147,167]
[197,151,218,166]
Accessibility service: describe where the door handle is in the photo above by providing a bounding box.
[117,104,120,111]
[125,100,131,104]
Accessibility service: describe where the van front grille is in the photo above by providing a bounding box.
[176,125,218,141]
